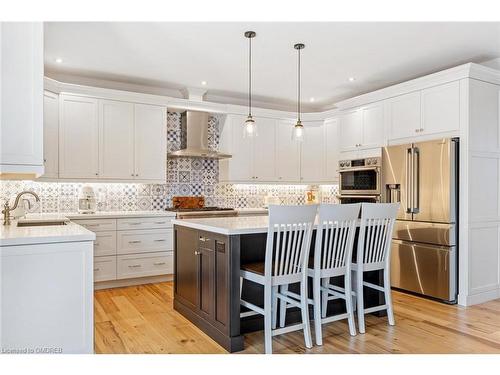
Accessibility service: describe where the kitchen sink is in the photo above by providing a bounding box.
[17,221,68,227]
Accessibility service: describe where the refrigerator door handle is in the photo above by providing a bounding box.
[406,147,413,213]
[412,147,420,214]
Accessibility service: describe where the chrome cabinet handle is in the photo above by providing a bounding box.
[155,221,166,224]
[154,239,166,242]
[129,240,141,244]
[94,268,100,271]
[154,262,166,266]
[94,242,100,246]
[128,222,141,226]
[86,224,100,227]
[128,264,141,268]
[199,236,207,242]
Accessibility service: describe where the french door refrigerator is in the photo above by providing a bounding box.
[382,138,458,303]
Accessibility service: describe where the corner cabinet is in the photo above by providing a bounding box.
[58,94,166,182]
[0,22,44,177]
[339,102,385,152]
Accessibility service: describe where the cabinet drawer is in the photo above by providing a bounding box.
[117,229,173,255]
[116,252,173,279]
[94,256,117,282]
[94,231,117,256]
[117,217,172,230]
[73,219,117,232]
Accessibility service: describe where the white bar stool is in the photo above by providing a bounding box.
[352,202,399,334]
[239,204,318,354]
[278,203,360,345]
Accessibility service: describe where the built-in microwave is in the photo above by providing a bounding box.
[338,157,381,196]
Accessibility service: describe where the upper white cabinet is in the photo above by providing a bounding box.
[300,121,326,182]
[0,22,44,177]
[421,81,460,135]
[386,82,460,141]
[59,94,100,179]
[219,115,277,182]
[339,103,384,152]
[58,94,166,182]
[99,100,135,179]
[42,91,59,178]
[325,118,340,182]
[386,91,421,140]
[134,104,167,181]
[276,120,301,182]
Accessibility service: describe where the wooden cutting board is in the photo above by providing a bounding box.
[172,196,205,209]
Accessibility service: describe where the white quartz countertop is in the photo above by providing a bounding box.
[236,208,269,215]
[0,220,96,246]
[172,216,295,235]
[62,211,176,219]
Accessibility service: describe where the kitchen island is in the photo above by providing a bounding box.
[172,215,385,352]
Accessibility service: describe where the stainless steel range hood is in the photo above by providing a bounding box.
[167,111,231,159]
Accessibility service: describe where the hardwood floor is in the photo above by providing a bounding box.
[94,281,500,354]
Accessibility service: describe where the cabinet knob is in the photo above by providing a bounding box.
[131,173,134,176]
[135,174,139,177]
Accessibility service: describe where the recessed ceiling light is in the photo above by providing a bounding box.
[309,97,315,102]
[55,58,63,63]
[201,81,207,86]
[348,77,356,82]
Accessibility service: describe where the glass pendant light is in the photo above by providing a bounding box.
[243,31,257,137]
[292,43,305,142]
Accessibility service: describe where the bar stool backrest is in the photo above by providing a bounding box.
[357,203,399,270]
[266,204,318,279]
[314,203,361,275]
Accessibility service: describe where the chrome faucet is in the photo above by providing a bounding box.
[2,191,41,225]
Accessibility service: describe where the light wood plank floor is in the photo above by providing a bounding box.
[94,282,500,354]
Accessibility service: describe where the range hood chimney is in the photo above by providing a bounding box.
[167,111,231,159]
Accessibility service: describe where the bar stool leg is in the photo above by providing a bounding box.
[279,284,288,328]
[384,269,395,326]
[356,269,366,334]
[313,274,323,345]
[345,271,357,336]
[300,278,313,348]
[272,286,278,329]
[321,278,329,318]
[264,284,273,354]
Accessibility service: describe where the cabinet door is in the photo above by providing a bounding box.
[227,115,253,181]
[362,103,385,149]
[99,100,134,179]
[253,118,277,182]
[175,227,199,309]
[300,121,326,182]
[421,81,460,135]
[0,22,44,173]
[214,239,229,333]
[325,118,340,182]
[134,104,166,181]
[387,91,421,140]
[59,95,99,178]
[198,239,215,322]
[276,120,301,182]
[339,110,362,152]
[42,91,59,178]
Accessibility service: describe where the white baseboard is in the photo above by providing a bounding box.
[461,288,500,306]
[94,274,173,290]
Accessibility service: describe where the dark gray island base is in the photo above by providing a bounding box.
[173,224,385,353]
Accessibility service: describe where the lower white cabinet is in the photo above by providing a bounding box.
[73,215,174,284]
[117,252,173,280]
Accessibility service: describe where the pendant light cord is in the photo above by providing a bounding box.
[248,36,252,117]
[297,47,301,122]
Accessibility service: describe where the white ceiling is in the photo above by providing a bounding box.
[44,22,500,111]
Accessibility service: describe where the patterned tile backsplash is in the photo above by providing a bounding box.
[0,111,338,213]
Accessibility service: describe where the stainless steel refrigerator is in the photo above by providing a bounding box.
[382,138,458,303]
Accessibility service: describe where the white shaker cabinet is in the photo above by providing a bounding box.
[42,91,59,178]
[276,120,301,182]
[134,104,167,181]
[421,81,460,135]
[339,110,362,152]
[386,91,421,140]
[220,114,253,182]
[59,94,99,178]
[99,100,135,179]
[252,117,277,182]
[0,22,44,177]
[325,118,340,182]
[300,121,326,182]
